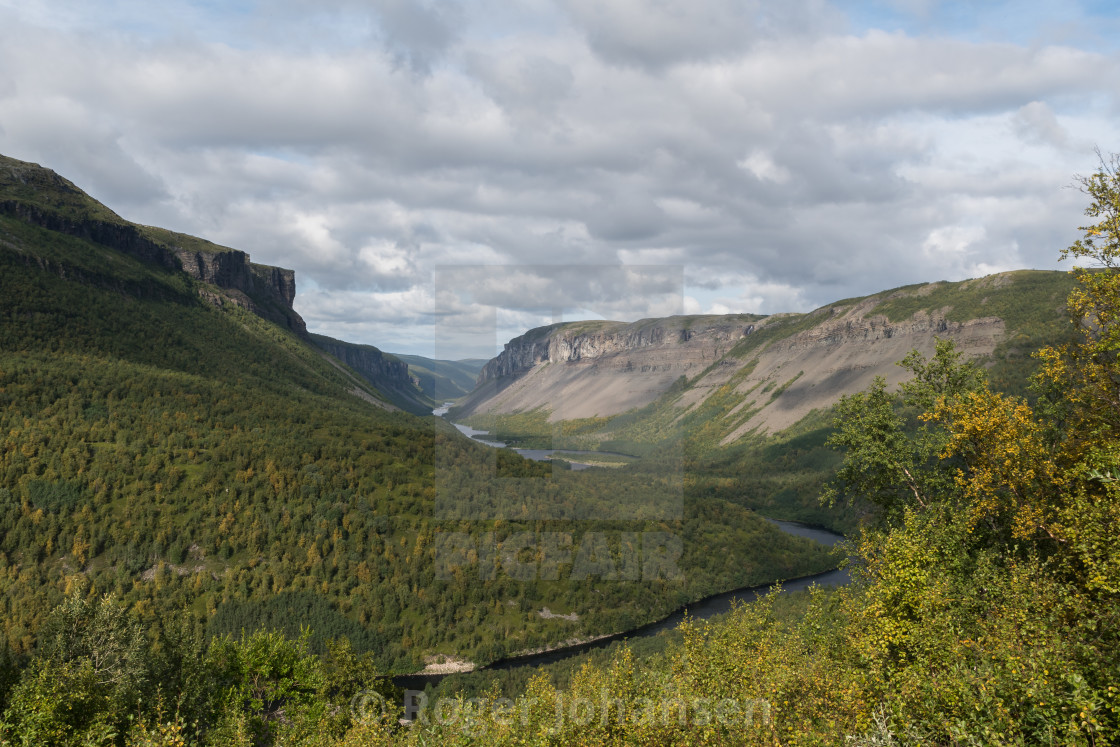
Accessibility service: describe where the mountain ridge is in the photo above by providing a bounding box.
[310,333,433,414]
[0,152,841,675]
[0,153,305,335]
[455,270,1074,445]
[0,153,445,406]
[457,314,763,424]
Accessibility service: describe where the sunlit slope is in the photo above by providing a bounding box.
[458,270,1074,450]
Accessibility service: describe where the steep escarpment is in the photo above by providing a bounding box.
[0,200,181,272]
[683,299,1006,439]
[174,246,306,335]
[0,153,306,335]
[458,315,762,421]
[311,334,432,414]
[457,271,1074,443]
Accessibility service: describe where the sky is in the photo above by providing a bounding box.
[1,1,1118,358]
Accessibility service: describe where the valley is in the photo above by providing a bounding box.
[0,152,839,674]
[0,150,1113,745]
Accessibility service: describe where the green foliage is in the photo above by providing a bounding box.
[1,593,148,745]
[205,630,325,744]
[0,176,839,703]
[23,479,82,513]
[824,339,983,521]
[371,159,1120,745]
[207,593,386,656]
[6,152,1116,744]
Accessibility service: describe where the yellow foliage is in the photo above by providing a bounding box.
[937,389,1060,540]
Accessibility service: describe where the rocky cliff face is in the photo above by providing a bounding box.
[460,316,761,421]
[0,155,307,336]
[174,249,295,305]
[312,335,411,386]
[0,200,180,272]
[310,334,431,414]
[250,263,297,307]
[479,318,758,384]
[456,271,1067,440]
[173,249,305,335]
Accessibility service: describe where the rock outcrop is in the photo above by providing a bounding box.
[173,248,306,335]
[0,154,307,336]
[682,300,1006,440]
[311,334,432,414]
[455,271,1068,440]
[459,316,761,422]
[477,319,758,385]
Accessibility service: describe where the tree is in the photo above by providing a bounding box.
[1040,150,1120,460]
[0,592,150,745]
[821,153,1120,742]
[824,338,983,522]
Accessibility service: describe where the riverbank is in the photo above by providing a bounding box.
[394,519,847,692]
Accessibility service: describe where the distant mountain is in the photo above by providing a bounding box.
[455,270,1074,449]
[393,354,487,401]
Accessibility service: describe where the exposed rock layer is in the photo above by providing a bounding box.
[173,248,305,335]
[311,334,432,415]
[454,275,1048,439]
[0,200,180,272]
[460,316,761,422]
[0,157,306,336]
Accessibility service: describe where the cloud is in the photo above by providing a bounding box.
[1012,101,1074,150]
[738,151,792,184]
[368,0,463,74]
[560,0,844,70]
[0,1,1117,355]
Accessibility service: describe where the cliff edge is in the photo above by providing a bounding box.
[455,271,1073,442]
[310,334,433,414]
[0,153,306,335]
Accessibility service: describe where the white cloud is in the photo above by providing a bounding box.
[0,1,1117,355]
[738,151,791,184]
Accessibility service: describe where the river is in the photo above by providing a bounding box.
[396,519,846,690]
[397,415,849,689]
[435,404,631,469]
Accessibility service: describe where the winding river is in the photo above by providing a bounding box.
[396,410,850,689]
[435,404,633,469]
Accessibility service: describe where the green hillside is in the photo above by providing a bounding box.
[459,270,1077,533]
[0,154,843,744]
[0,150,1116,745]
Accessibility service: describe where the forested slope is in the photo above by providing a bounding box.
[0,154,840,744]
